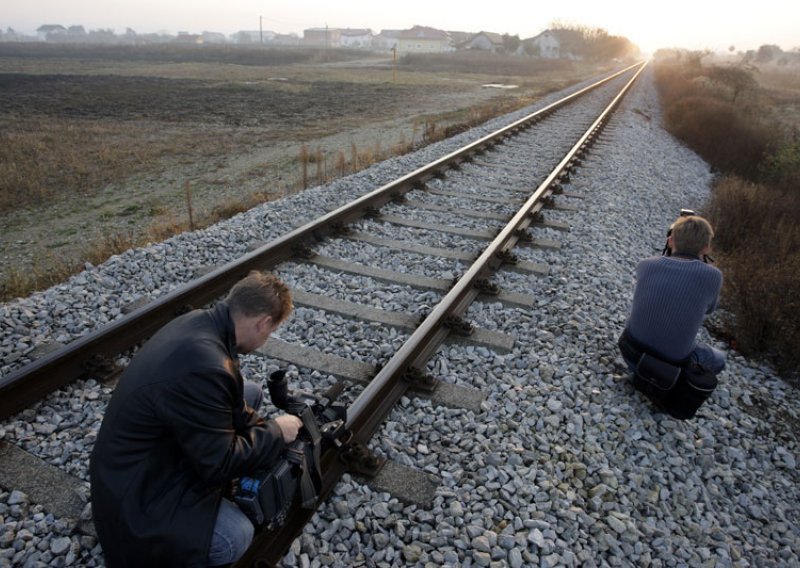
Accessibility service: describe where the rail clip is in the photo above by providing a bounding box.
[495,250,519,265]
[84,354,123,383]
[402,367,438,393]
[293,245,317,260]
[529,211,545,223]
[332,222,352,236]
[443,315,475,337]
[338,438,386,478]
[514,229,533,243]
[475,279,500,296]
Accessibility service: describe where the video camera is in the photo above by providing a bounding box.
[661,208,714,263]
[266,370,347,439]
[233,370,347,529]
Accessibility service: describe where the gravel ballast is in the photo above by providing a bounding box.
[1,66,798,567]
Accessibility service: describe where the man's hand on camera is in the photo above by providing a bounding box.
[274,415,303,443]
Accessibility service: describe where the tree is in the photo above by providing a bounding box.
[546,21,637,61]
[524,42,541,57]
[502,33,520,53]
[755,44,781,63]
[707,65,759,102]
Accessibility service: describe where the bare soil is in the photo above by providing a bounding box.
[0,46,599,296]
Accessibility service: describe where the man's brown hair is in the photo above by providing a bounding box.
[671,215,714,256]
[226,271,293,323]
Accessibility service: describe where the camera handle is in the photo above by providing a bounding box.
[294,405,323,509]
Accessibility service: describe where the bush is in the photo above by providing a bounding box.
[706,176,800,373]
[655,54,800,378]
[762,138,800,192]
[664,96,772,180]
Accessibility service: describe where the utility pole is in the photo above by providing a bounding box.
[259,16,263,44]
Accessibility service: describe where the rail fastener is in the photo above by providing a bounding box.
[474,278,501,296]
[402,367,438,393]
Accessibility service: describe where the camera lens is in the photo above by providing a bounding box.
[267,370,290,409]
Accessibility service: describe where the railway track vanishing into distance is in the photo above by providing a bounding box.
[0,62,646,566]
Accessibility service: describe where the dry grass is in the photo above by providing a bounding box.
[400,51,573,75]
[0,115,235,213]
[705,177,800,373]
[0,85,542,303]
[290,93,538,188]
[1,45,607,302]
[655,62,776,180]
[0,43,366,67]
[655,54,800,376]
[0,189,274,301]
[663,96,773,179]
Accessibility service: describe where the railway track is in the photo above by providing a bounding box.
[1,63,649,566]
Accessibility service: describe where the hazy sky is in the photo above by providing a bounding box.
[2,0,798,54]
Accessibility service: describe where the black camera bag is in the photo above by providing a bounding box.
[634,353,681,398]
[633,354,717,420]
[622,331,717,420]
[663,363,718,420]
[234,406,323,528]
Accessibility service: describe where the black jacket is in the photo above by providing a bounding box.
[90,302,285,567]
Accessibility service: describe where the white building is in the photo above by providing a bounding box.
[340,29,373,48]
[522,29,584,59]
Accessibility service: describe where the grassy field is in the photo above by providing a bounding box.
[0,43,607,300]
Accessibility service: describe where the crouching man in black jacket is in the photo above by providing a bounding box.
[90,271,302,567]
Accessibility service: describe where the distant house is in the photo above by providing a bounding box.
[36,25,66,41]
[201,31,227,44]
[461,31,505,53]
[446,31,473,47]
[522,29,584,59]
[270,33,300,46]
[175,32,203,44]
[67,25,86,39]
[340,28,373,48]
[230,30,275,44]
[395,25,453,53]
[303,28,341,48]
[0,28,22,42]
[374,30,402,50]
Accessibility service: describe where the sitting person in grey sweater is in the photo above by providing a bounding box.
[619,214,725,375]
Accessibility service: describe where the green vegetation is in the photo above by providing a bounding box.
[654,50,800,379]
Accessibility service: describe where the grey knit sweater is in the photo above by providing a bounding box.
[626,255,723,362]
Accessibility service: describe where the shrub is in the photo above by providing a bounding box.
[655,55,800,377]
[761,138,800,192]
[663,96,772,179]
[706,176,800,374]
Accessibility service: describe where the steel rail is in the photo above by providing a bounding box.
[236,61,648,567]
[0,63,643,421]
